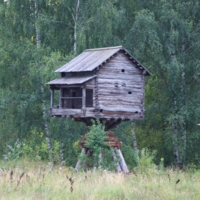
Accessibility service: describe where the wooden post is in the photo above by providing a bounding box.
[75,148,85,172]
[82,86,86,107]
[112,148,122,173]
[50,88,54,108]
[59,88,62,108]
[115,148,129,173]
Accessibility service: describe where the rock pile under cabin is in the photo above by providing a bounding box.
[47,46,151,130]
[47,46,151,172]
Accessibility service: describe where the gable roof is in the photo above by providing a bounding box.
[55,46,151,76]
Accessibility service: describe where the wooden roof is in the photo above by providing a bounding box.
[47,75,96,85]
[55,46,151,76]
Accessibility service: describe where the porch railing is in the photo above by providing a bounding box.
[61,97,82,109]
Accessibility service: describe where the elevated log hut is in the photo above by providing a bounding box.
[47,46,151,130]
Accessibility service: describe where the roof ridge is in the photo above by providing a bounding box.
[85,46,123,51]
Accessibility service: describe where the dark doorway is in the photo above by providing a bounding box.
[86,89,93,107]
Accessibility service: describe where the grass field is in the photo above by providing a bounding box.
[0,159,200,200]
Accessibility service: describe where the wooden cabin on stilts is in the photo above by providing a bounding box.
[47,46,151,173]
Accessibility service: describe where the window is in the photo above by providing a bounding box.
[86,89,93,107]
[61,88,82,109]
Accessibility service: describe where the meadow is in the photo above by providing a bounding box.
[0,159,200,200]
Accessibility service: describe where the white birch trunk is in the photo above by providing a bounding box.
[73,0,80,55]
[59,141,64,163]
[34,0,52,153]
[170,32,182,167]
[173,97,181,167]
[181,41,186,166]
[34,0,40,48]
[132,120,138,157]
[41,85,52,152]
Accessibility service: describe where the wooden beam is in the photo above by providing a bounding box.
[50,88,54,108]
[59,88,62,108]
[115,148,129,173]
[82,86,86,116]
[75,148,85,172]
[112,148,122,173]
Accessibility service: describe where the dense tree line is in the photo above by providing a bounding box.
[1,0,200,169]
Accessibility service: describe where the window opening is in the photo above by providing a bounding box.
[86,89,93,107]
[128,91,132,94]
[121,69,125,72]
[61,88,82,109]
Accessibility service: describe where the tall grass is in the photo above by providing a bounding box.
[0,159,200,200]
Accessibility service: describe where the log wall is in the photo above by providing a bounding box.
[96,52,144,119]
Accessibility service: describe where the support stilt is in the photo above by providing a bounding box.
[75,148,85,172]
[112,148,122,173]
[75,132,129,173]
[115,148,129,173]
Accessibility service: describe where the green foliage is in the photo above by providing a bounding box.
[85,120,107,150]
[136,148,157,173]
[21,129,60,163]
[3,139,22,161]
[83,120,109,168]
[79,120,117,171]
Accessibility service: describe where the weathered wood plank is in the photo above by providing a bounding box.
[98,79,143,86]
[98,111,143,120]
[99,103,143,109]
[98,95,143,102]
[98,87,143,93]
[51,108,82,116]
[98,106,142,112]
[101,61,140,69]
[86,82,143,90]
[98,68,142,75]
[98,74,143,81]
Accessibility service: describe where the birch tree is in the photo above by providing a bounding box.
[126,0,200,167]
[33,0,52,155]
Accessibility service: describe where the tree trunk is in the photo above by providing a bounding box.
[181,40,186,166]
[132,120,138,157]
[172,97,182,167]
[73,0,80,55]
[41,84,52,153]
[59,141,64,163]
[34,0,52,155]
[170,32,182,167]
[34,0,40,48]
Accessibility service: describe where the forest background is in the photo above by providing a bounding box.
[1,0,200,170]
